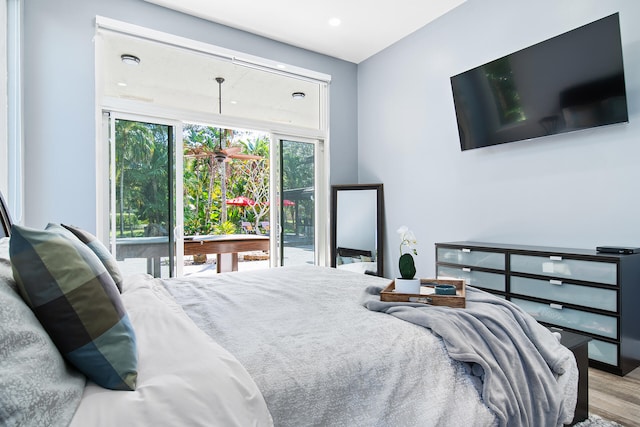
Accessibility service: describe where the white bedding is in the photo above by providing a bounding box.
[67,265,578,427]
[336,260,377,274]
[69,274,272,427]
[161,266,498,427]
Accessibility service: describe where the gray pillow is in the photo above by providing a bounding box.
[60,223,124,293]
[0,237,85,427]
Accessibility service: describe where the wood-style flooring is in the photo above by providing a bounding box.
[589,366,640,426]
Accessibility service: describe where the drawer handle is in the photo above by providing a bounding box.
[550,303,563,310]
[462,248,471,253]
[549,256,562,261]
[462,267,471,272]
[549,279,563,286]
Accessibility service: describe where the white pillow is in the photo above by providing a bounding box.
[0,237,85,427]
[69,274,273,427]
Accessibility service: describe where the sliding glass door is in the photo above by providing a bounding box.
[272,136,325,267]
[107,113,183,278]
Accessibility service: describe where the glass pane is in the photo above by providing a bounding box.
[280,139,315,266]
[111,119,175,278]
[182,125,271,274]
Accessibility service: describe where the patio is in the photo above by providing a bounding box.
[116,244,314,278]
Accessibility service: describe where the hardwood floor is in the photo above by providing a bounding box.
[588,366,640,426]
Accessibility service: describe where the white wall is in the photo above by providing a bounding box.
[358,0,640,278]
[0,0,7,198]
[21,0,358,230]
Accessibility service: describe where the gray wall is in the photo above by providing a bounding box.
[22,0,358,230]
[358,0,640,278]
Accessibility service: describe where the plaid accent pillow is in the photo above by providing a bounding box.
[9,224,138,391]
[61,223,124,292]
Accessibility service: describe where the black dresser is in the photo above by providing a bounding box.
[436,241,640,376]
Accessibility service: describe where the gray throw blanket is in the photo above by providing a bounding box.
[362,285,577,427]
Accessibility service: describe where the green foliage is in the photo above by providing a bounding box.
[182,125,272,234]
[484,57,526,125]
[281,140,314,236]
[115,212,139,229]
[115,120,171,237]
[114,121,313,240]
[213,220,237,235]
[399,253,416,279]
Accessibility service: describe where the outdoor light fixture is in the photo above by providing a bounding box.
[120,54,140,65]
[292,92,306,99]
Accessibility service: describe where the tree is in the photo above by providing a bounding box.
[232,134,270,229]
[281,140,314,234]
[183,125,268,234]
[115,120,154,236]
[183,125,222,234]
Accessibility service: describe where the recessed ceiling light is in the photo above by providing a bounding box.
[117,82,128,87]
[120,54,140,65]
[328,17,341,27]
[292,92,306,100]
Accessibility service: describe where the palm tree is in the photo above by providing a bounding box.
[184,125,264,233]
[115,120,154,236]
[183,125,221,233]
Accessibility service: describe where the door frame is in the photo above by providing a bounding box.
[269,134,328,268]
[100,111,185,276]
[95,18,331,271]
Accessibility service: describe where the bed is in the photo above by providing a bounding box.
[0,191,579,427]
[335,246,378,275]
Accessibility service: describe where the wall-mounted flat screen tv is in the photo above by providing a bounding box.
[450,13,628,151]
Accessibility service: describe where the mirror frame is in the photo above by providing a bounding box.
[330,183,384,277]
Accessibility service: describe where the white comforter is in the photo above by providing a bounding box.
[69,274,273,427]
[162,265,497,427]
[69,265,577,427]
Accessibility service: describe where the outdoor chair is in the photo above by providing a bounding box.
[241,221,256,234]
[260,221,270,235]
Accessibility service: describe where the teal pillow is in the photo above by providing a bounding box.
[61,223,124,293]
[9,224,138,391]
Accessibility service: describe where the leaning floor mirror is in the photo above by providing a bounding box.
[331,184,384,277]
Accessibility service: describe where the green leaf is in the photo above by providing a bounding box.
[399,253,416,279]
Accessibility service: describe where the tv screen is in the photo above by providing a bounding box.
[450,13,628,151]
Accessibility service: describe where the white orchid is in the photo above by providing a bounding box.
[397,226,417,256]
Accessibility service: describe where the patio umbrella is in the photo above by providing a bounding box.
[226,196,256,206]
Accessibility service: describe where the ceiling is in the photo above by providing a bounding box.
[143,0,467,64]
[101,0,466,128]
[101,30,323,128]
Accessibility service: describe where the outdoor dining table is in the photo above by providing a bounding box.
[116,234,270,276]
[184,234,270,273]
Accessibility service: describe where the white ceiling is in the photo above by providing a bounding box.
[143,0,467,64]
[101,0,466,127]
[101,30,323,128]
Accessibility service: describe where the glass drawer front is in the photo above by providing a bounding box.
[588,339,618,366]
[510,276,617,312]
[511,298,617,339]
[437,247,505,270]
[437,265,505,292]
[510,254,617,285]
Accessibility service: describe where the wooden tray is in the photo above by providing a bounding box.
[380,278,466,308]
